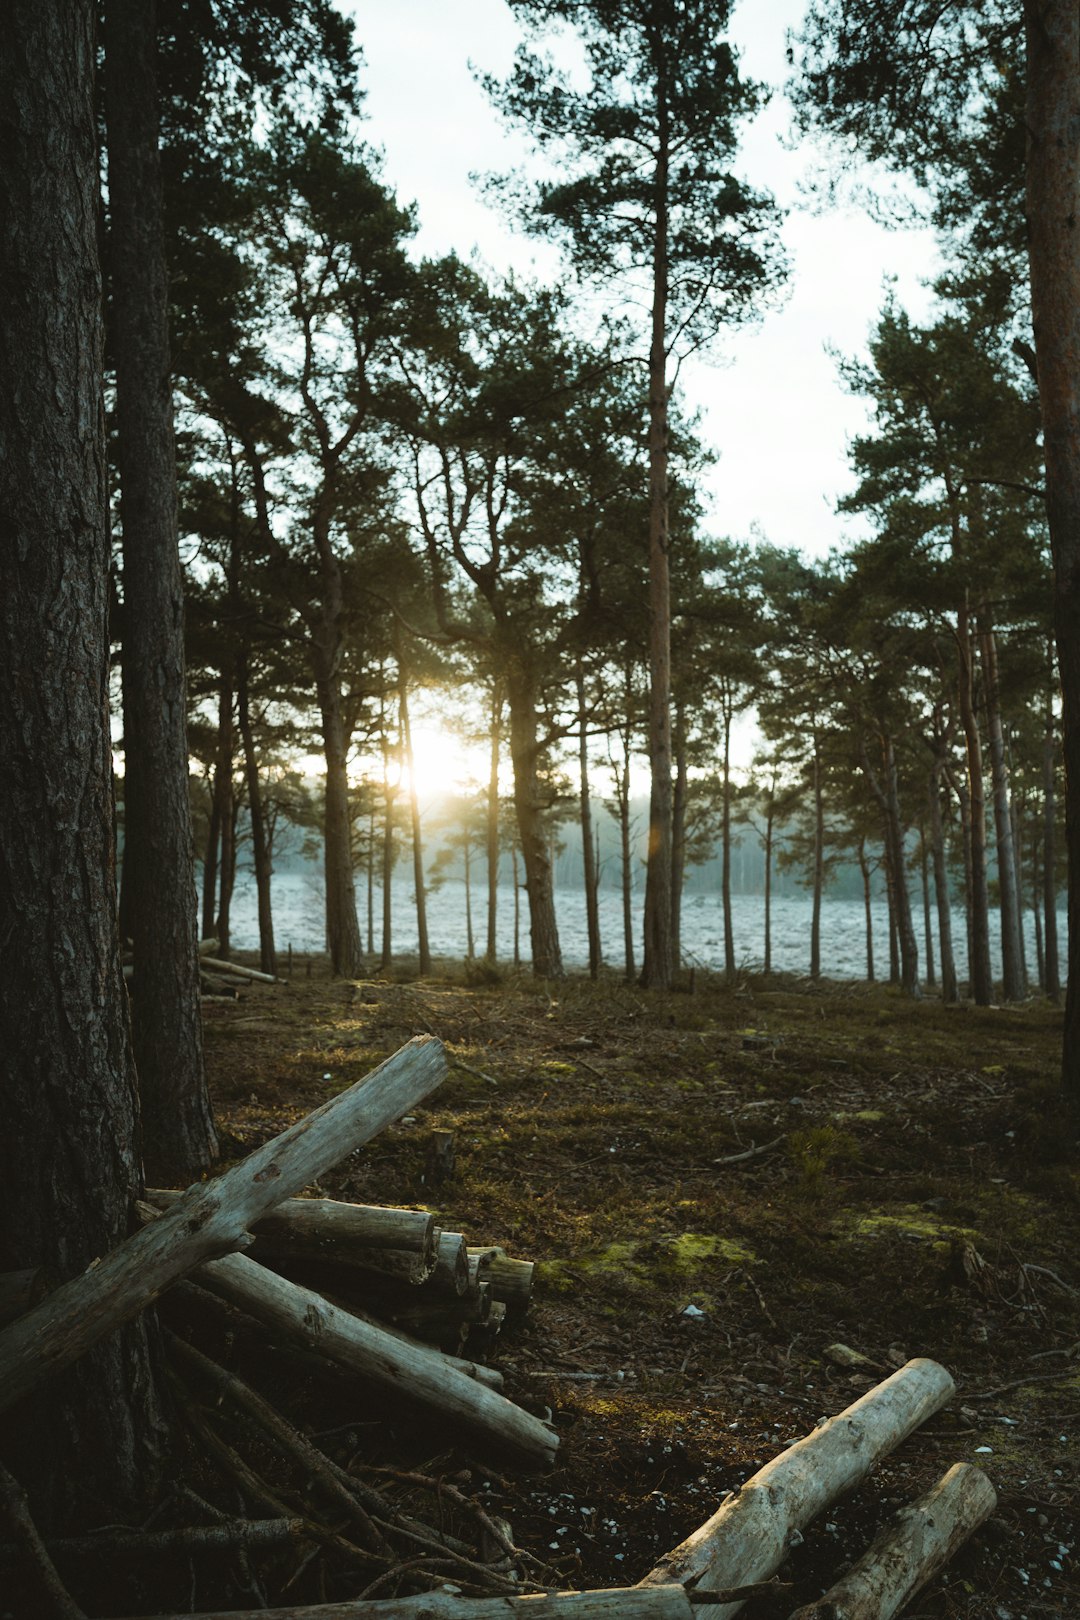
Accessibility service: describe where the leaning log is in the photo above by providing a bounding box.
[640,1357,956,1616]
[787,1462,997,1620]
[0,1271,49,1329]
[120,1586,697,1620]
[147,1192,440,1285]
[190,1251,558,1469]
[0,1037,446,1416]
[199,955,279,984]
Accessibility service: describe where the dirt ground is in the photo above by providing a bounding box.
[22,957,1078,1620]
[166,954,1077,1620]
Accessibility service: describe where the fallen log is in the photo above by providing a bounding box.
[0,1037,446,1416]
[3,1518,310,1565]
[787,1462,997,1620]
[147,1192,440,1285]
[120,1585,697,1620]
[468,1248,535,1312]
[640,1357,956,1616]
[189,1250,558,1469]
[200,955,279,984]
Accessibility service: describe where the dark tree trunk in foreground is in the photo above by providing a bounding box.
[1025,0,1080,1086]
[104,0,215,1180]
[0,0,167,1514]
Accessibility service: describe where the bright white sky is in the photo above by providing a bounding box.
[345,0,942,561]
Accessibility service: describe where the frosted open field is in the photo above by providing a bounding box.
[223,869,1062,985]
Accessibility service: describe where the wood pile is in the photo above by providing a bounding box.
[0,1037,997,1619]
[122,937,280,1000]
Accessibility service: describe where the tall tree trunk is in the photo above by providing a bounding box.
[919,827,936,989]
[862,736,920,997]
[399,680,431,976]
[1044,674,1061,1000]
[617,748,636,983]
[762,807,774,975]
[316,655,366,978]
[0,0,167,1512]
[858,836,875,982]
[578,668,601,978]
[810,741,824,981]
[506,658,562,976]
[486,682,501,963]
[201,778,220,943]
[464,831,476,960]
[670,690,689,965]
[955,602,993,1002]
[512,841,522,968]
[642,95,673,990]
[1032,837,1047,990]
[237,658,276,978]
[979,614,1025,999]
[928,762,959,1004]
[367,808,376,957]
[379,723,397,972]
[104,0,215,1181]
[213,672,236,960]
[722,707,736,982]
[1024,0,1080,1087]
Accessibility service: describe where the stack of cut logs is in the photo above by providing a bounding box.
[144,1187,534,1363]
[0,1036,999,1620]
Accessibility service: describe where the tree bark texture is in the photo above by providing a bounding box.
[1024,0,1080,1086]
[577,669,601,978]
[486,682,502,962]
[928,763,959,1003]
[104,0,216,1182]
[955,605,993,1003]
[1044,674,1061,999]
[0,0,167,1516]
[399,678,432,976]
[721,708,736,980]
[315,647,366,978]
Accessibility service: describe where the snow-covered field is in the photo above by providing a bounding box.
[224,869,1062,984]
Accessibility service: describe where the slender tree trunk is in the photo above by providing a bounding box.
[929,762,959,1004]
[886,854,901,984]
[1024,0,1080,1088]
[237,659,276,977]
[1032,836,1047,990]
[578,668,601,978]
[1044,688,1061,1000]
[642,95,673,990]
[919,827,936,989]
[670,697,687,972]
[367,809,376,957]
[213,672,236,960]
[722,708,736,981]
[858,837,875,982]
[979,614,1025,998]
[512,842,521,968]
[862,737,920,997]
[955,603,993,1003]
[486,682,501,963]
[464,831,475,960]
[104,0,215,1181]
[380,741,397,972]
[763,809,774,975]
[201,780,220,943]
[316,655,366,978]
[0,0,167,1511]
[399,680,431,976]
[506,658,562,976]
[810,742,824,981]
[617,748,636,983]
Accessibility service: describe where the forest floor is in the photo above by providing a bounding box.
[46,958,1079,1620]
[172,955,1080,1620]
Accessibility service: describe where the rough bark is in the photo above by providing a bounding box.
[486,682,502,963]
[919,828,936,988]
[1024,5,1080,1079]
[721,707,736,981]
[955,603,993,1003]
[316,649,366,978]
[928,762,959,1003]
[117,1588,696,1620]
[0,0,167,1513]
[212,669,237,959]
[857,837,875,982]
[104,0,216,1182]
[1044,677,1061,999]
[861,736,920,998]
[810,741,824,981]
